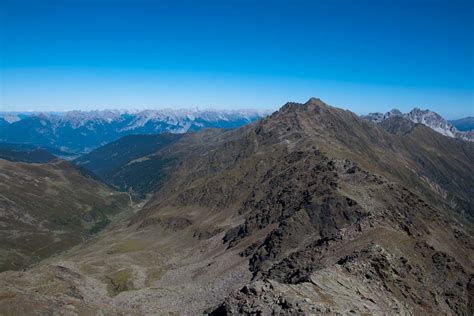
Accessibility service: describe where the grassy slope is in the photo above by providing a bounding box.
[0,158,131,271]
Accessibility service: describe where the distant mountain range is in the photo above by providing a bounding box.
[362,108,473,141]
[0,108,471,157]
[450,117,474,132]
[0,109,269,154]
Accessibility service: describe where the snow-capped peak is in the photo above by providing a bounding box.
[362,108,472,141]
[404,108,458,138]
[0,108,270,153]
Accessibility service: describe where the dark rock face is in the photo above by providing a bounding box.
[209,281,309,315]
[214,242,473,315]
[225,150,367,278]
[336,244,472,315]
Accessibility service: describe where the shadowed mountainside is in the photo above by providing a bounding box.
[451,117,474,132]
[0,142,77,161]
[74,134,183,192]
[0,146,56,163]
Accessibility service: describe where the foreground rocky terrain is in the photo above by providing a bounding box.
[0,98,472,315]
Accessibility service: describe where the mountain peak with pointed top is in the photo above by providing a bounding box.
[305,97,326,105]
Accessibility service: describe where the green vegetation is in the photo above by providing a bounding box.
[109,156,178,195]
[106,268,134,295]
[109,240,147,254]
[88,218,111,235]
[51,215,83,227]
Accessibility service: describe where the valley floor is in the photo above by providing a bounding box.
[0,199,252,315]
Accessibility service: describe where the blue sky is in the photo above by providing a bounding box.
[1,0,473,118]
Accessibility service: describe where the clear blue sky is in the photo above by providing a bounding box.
[1,0,473,118]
